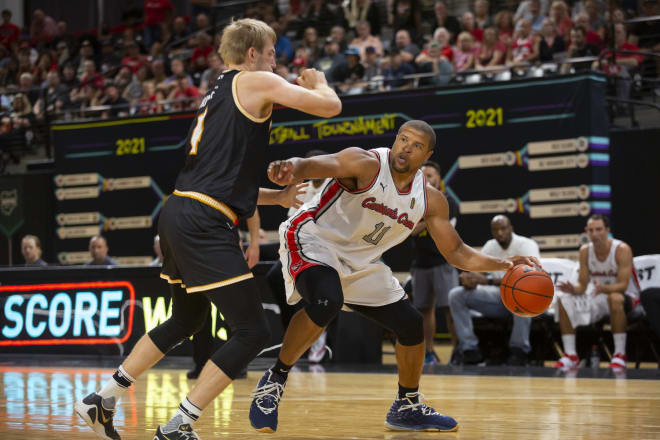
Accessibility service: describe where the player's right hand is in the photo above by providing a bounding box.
[268,159,297,186]
[296,68,328,89]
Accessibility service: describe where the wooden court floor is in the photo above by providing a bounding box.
[1,366,660,439]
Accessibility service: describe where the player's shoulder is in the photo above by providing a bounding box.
[423,184,449,216]
[236,70,287,89]
[614,239,633,257]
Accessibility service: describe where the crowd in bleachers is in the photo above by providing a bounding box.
[0,0,658,131]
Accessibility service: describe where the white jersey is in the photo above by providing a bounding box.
[287,178,331,217]
[279,147,427,306]
[633,254,660,291]
[587,239,640,298]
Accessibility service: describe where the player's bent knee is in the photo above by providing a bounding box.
[148,316,200,354]
[305,297,342,327]
[608,292,625,308]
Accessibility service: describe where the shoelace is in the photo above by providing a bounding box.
[251,380,285,415]
[397,393,437,416]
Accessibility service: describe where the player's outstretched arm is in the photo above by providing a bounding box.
[424,185,540,272]
[267,147,379,187]
[257,183,309,208]
[243,69,341,118]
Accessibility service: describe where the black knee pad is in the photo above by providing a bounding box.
[210,314,271,378]
[396,307,424,346]
[304,296,342,327]
[149,315,205,354]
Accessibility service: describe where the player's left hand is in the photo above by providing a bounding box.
[268,159,299,186]
[279,182,309,209]
[506,255,542,269]
[244,242,260,269]
[593,280,606,294]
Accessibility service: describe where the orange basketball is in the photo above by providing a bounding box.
[500,264,554,317]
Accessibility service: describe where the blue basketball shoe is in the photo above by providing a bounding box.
[249,369,287,433]
[385,392,458,432]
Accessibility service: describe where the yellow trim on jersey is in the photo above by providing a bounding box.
[232,71,271,123]
[160,273,186,288]
[173,190,238,224]
[186,273,254,293]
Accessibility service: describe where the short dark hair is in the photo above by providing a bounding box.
[573,25,587,35]
[2,9,11,16]
[588,214,610,228]
[422,160,442,176]
[398,120,436,151]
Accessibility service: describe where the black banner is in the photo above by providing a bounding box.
[51,74,609,265]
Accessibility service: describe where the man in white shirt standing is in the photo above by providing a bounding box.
[448,215,540,365]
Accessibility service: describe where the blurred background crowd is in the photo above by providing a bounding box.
[0,0,658,155]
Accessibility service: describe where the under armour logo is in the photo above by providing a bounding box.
[317,299,328,306]
[380,182,387,192]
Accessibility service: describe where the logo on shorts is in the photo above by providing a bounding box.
[317,299,328,306]
[291,261,303,272]
[410,198,415,209]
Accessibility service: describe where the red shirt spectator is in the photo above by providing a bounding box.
[29,9,58,43]
[144,0,173,27]
[191,45,213,63]
[121,41,147,73]
[0,9,20,47]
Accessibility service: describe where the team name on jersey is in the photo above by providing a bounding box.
[361,197,415,230]
[591,270,617,277]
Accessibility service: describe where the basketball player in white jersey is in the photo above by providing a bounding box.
[555,214,640,371]
[249,120,540,433]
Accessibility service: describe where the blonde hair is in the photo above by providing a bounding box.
[219,18,276,65]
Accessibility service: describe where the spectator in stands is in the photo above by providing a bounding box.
[99,40,121,73]
[55,41,71,67]
[86,235,118,266]
[461,11,484,42]
[315,37,346,82]
[136,80,158,113]
[150,58,167,84]
[34,70,66,119]
[507,18,537,66]
[143,0,174,48]
[383,48,415,89]
[429,1,461,40]
[121,40,148,74]
[574,12,603,48]
[342,0,382,35]
[200,52,224,93]
[476,27,506,69]
[536,18,566,62]
[417,27,454,65]
[151,234,163,266]
[420,40,454,85]
[514,0,549,28]
[363,45,384,86]
[21,234,47,266]
[390,0,423,39]
[191,31,213,64]
[351,20,383,58]
[169,74,200,110]
[330,25,349,52]
[75,39,97,80]
[494,10,515,47]
[274,63,295,82]
[99,82,129,118]
[555,215,639,371]
[194,12,211,34]
[18,72,40,105]
[411,161,459,365]
[302,26,322,66]
[30,9,58,43]
[334,46,366,93]
[394,29,421,64]
[593,22,643,103]
[550,0,573,42]
[61,63,79,89]
[583,0,604,33]
[271,20,294,64]
[449,215,540,365]
[562,26,600,73]
[475,0,493,29]
[453,32,478,72]
[8,93,33,130]
[170,16,190,50]
[0,9,20,49]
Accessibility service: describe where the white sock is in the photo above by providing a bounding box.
[98,365,135,406]
[562,334,577,356]
[613,333,626,355]
[164,397,202,432]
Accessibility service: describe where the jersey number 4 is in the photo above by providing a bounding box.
[363,222,391,246]
[189,107,208,155]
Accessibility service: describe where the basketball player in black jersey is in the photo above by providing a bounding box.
[75,18,341,440]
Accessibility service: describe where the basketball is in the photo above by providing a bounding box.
[500,264,554,317]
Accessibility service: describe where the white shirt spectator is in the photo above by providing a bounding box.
[481,232,541,279]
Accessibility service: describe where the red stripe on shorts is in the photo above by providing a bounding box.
[286,181,341,281]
